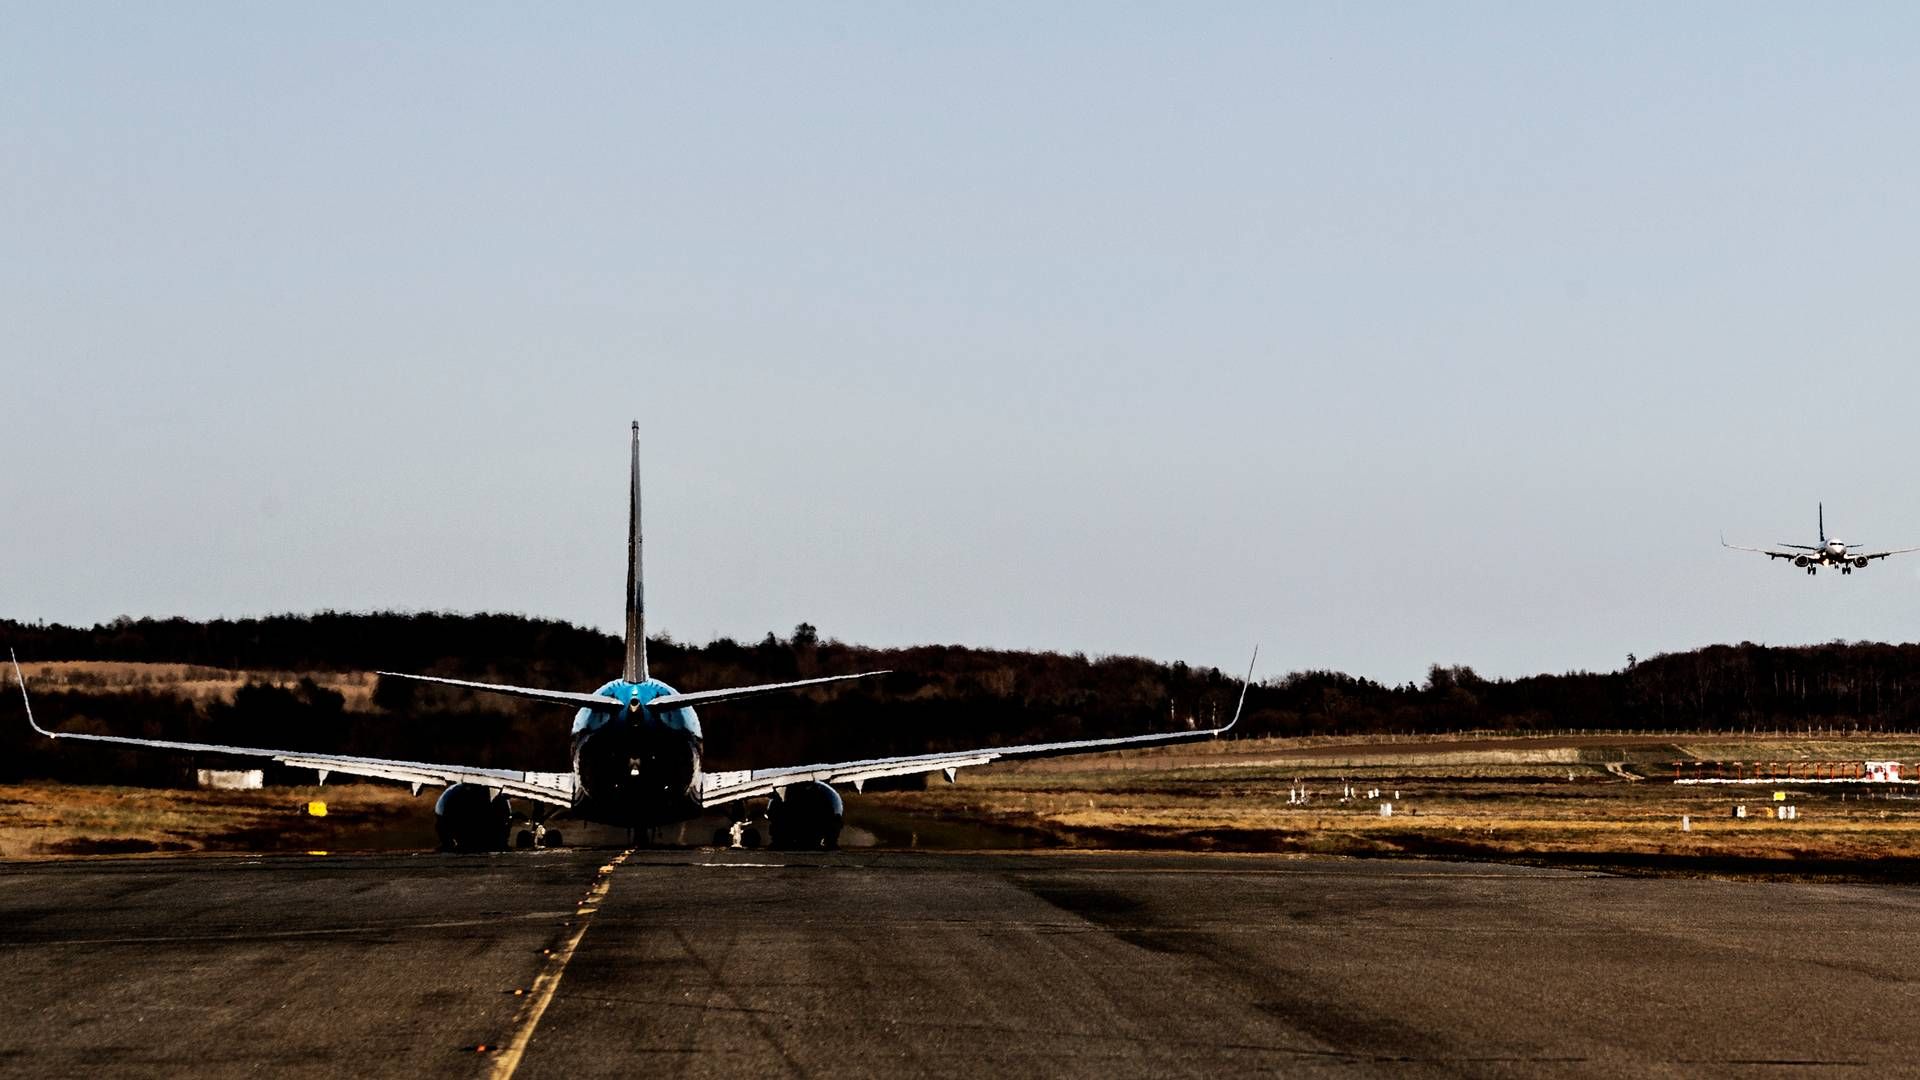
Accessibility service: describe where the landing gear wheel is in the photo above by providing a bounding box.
[515,829,536,849]
[741,827,763,849]
[542,830,563,848]
[712,828,732,848]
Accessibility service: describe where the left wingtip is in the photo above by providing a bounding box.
[11,649,52,738]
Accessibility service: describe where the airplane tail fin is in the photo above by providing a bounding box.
[1819,502,1826,544]
[624,421,647,683]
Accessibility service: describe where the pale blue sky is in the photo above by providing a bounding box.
[6,5,1920,683]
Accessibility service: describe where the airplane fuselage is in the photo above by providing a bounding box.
[570,679,704,827]
[1785,539,1870,574]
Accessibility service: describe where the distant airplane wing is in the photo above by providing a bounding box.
[1720,535,1799,560]
[12,652,575,807]
[700,647,1258,807]
[1861,546,1920,562]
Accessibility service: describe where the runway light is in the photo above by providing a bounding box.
[305,801,328,817]
[513,989,525,997]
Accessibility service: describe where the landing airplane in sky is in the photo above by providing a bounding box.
[14,423,1256,851]
[1721,503,1920,576]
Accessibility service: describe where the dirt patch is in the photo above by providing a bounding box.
[36,837,194,856]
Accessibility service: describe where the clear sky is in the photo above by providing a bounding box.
[6,5,1920,684]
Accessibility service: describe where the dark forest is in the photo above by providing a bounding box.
[5,613,1919,784]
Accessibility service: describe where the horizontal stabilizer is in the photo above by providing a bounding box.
[648,671,890,710]
[374,672,626,712]
[373,669,890,713]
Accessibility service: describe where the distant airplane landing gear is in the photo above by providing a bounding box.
[1807,566,1818,575]
[1843,567,1852,575]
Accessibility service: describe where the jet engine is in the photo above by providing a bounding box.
[1856,556,1870,569]
[767,780,844,851]
[435,783,512,852]
[1793,556,1810,568]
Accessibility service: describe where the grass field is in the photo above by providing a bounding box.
[0,782,435,858]
[862,733,1920,877]
[14,732,1920,877]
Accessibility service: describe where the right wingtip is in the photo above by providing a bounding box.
[1220,645,1260,735]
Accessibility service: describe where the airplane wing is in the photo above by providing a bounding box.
[12,652,575,807]
[1720,535,1800,560]
[374,669,890,711]
[1860,546,1920,562]
[701,647,1259,806]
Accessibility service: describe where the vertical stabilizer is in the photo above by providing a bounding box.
[1819,502,1826,544]
[624,421,647,683]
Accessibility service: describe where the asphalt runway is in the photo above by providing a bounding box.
[4,850,1918,1078]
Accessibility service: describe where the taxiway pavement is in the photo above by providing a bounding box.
[4,850,1917,1078]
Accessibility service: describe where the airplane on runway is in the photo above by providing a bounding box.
[1721,503,1920,576]
[13,422,1256,852]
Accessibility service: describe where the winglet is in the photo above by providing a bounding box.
[1219,645,1259,734]
[11,650,54,738]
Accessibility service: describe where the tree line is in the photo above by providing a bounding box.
[5,613,1920,784]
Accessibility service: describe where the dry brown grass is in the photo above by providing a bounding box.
[867,734,1920,874]
[22,661,377,709]
[0,781,436,859]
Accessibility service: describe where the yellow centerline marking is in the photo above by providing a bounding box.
[487,850,632,1079]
